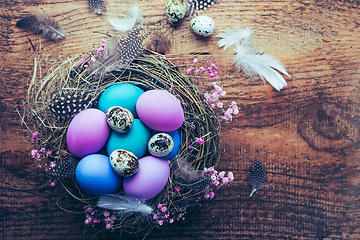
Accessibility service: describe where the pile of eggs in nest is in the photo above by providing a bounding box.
[66,84,183,200]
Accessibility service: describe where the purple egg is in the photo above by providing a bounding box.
[123,156,170,200]
[136,90,184,132]
[66,108,110,158]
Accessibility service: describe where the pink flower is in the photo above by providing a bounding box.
[164,214,169,219]
[216,102,223,108]
[158,220,163,226]
[210,62,218,71]
[86,207,92,212]
[169,219,174,223]
[204,192,210,198]
[79,58,85,64]
[231,101,237,106]
[196,137,205,145]
[209,192,215,198]
[103,211,110,217]
[50,182,55,187]
[193,58,198,63]
[208,72,217,78]
[224,108,233,121]
[233,106,239,115]
[153,215,158,220]
[46,150,52,155]
[212,180,219,186]
[106,223,112,229]
[31,150,40,159]
[174,186,181,192]
[97,47,103,53]
[111,215,116,221]
[161,206,167,212]
[32,132,38,139]
[218,171,225,179]
[84,65,89,69]
[187,68,193,74]
[49,162,56,168]
[228,172,234,181]
[222,177,229,184]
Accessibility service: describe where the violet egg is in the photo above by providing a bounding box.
[66,108,110,158]
[123,156,170,200]
[109,149,139,177]
[148,133,174,157]
[136,90,184,132]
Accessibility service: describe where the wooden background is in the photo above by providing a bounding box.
[1,0,360,239]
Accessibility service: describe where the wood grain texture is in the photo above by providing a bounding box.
[1,0,360,239]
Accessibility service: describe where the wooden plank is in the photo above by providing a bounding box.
[1,0,360,239]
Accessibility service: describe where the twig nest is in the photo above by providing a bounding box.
[106,106,134,133]
[109,149,139,177]
[190,15,215,36]
[165,0,187,24]
[148,133,174,157]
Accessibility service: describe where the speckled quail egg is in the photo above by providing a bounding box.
[106,106,134,133]
[165,0,187,24]
[190,15,215,37]
[109,149,139,177]
[148,133,174,157]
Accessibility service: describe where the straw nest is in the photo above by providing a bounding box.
[21,43,221,234]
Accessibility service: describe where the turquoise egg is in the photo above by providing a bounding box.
[151,129,181,161]
[98,84,144,117]
[107,119,150,158]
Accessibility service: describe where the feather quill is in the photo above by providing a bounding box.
[16,13,65,41]
[108,6,142,33]
[87,28,148,79]
[97,194,152,215]
[216,27,290,91]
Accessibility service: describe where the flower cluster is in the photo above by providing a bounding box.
[185,57,240,122]
[84,207,100,227]
[187,58,219,79]
[29,131,70,186]
[204,82,239,122]
[153,204,174,226]
[188,136,205,149]
[79,39,107,69]
[201,167,234,199]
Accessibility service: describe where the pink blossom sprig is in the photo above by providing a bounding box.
[153,204,174,226]
[204,82,240,122]
[187,57,219,79]
[79,39,107,69]
[201,167,234,199]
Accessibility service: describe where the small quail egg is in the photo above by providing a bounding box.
[109,149,139,177]
[190,15,215,37]
[106,106,134,133]
[165,0,187,24]
[148,133,174,157]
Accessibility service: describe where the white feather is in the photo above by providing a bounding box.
[217,26,291,91]
[233,46,290,91]
[108,6,142,33]
[97,194,152,215]
[216,27,253,50]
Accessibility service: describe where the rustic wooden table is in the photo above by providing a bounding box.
[1,0,360,239]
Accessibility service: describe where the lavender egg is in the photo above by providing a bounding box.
[148,133,174,157]
[109,149,139,177]
[106,106,134,133]
[136,90,184,132]
[123,156,170,200]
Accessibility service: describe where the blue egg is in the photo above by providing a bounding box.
[75,154,122,196]
[151,129,181,160]
[98,84,144,117]
[107,119,151,158]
